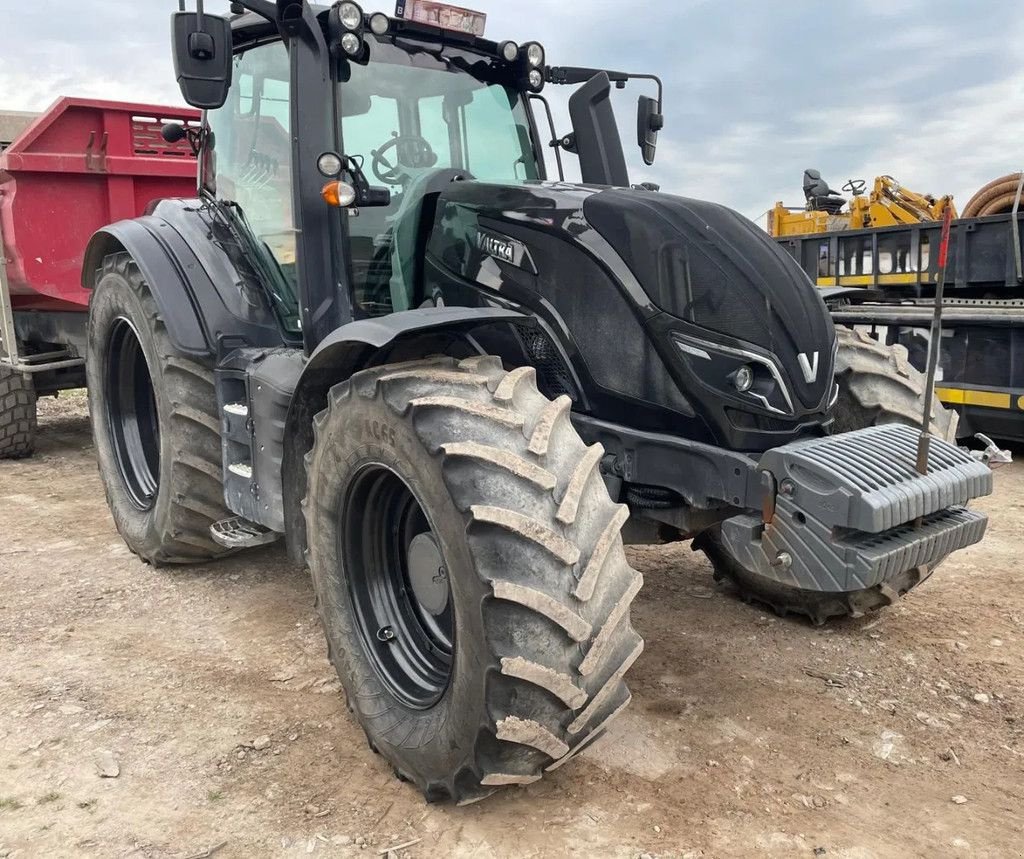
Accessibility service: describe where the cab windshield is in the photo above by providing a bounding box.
[341,40,542,315]
[207,38,542,326]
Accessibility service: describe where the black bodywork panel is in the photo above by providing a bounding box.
[279,307,528,562]
[81,199,291,361]
[424,180,836,452]
[583,190,836,413]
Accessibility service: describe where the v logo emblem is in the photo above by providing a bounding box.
[797,351,820,384]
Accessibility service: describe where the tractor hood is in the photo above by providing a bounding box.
[582,189,837,412]
[424,179,837,450]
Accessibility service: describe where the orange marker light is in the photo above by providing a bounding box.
[322,181,356,207]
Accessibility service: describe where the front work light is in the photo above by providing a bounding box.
[341,32,362,55]
[499,40,519,62]
[528,69,543,90]
[317,151,344,177]
[369,12,390,35]
[338,2,363,30]
[525,42,544,68]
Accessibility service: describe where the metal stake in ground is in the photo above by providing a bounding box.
[916,205,956,476]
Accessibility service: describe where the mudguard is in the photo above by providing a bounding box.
[280,307,526,562]
[80,199,288,360]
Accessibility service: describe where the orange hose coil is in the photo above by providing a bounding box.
[962,173,1024,218]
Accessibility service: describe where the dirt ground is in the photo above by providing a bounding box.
[1,394,1022,859]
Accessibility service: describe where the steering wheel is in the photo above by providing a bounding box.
[371,134,438,185]
[843,179,867,196]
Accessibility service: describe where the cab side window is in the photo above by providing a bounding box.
[207,43,295,271]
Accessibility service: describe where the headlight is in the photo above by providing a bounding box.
[528,69,544,89]
[338,2,362,30]
[526,42,544,68]
[672,332,795,416]
[732,364,754,393]
[369,12,390,35]
[341,32,362,55]
[499,40,519,62]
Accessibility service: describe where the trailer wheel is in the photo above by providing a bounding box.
[86,253,233,565]
[305,357,643,803]
[701,325,961,625]
[0,366,37,459]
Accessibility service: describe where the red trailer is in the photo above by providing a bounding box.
[0,97,200,457]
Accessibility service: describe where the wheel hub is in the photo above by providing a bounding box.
[407,533,449,617]
[340,464,455,710]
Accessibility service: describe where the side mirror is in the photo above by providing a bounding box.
[171,10,233,109]
[637,95,662,166]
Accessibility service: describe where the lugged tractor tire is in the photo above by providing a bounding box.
[86,253,233,566]
[832,325,958,442]
[304,356,643,803]
[701,325,961,625]
[0,366,37,459]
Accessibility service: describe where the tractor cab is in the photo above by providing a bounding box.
[172,1,663,350]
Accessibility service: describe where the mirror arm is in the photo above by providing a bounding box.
[228,0,278,22]
[527,94,565,182]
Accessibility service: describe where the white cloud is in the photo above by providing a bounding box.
[3,1,1022,224]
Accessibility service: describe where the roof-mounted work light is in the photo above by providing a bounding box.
[524,42,545,69]
[329,2,366,57]
[519,41,546,91]
[498,40,519,63]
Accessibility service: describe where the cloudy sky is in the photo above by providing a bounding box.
[2,1,1019,221]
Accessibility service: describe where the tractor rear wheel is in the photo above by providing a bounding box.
[701,325,961,624]
[86,253,233,565]
[0,366,37,459]
[305,356,643,803]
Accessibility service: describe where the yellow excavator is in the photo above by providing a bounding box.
[769,169,957,237]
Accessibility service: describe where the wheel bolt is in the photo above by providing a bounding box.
[377,626,396,642]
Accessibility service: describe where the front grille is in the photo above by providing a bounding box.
[512,323,579,403]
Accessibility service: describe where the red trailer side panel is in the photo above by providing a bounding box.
[0,98,200,312]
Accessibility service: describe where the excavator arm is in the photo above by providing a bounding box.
[862,175,957,227]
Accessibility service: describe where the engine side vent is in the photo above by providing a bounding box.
[512,323,579,403]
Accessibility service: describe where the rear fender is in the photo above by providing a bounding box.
[281,307,526,563]
[81,199,287,360]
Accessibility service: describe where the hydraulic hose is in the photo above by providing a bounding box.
[962,173,1024,218]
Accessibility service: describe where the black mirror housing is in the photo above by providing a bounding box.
[637,95,662,167]
[171,11,233,109]
[568,72,630,187]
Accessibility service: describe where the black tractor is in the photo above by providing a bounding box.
[82,1,990,803]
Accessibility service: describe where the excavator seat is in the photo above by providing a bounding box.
[803,168,846,214]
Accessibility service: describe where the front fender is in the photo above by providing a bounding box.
[280,307,526,562]
[81,200,287,359]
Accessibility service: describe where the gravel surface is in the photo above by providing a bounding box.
[1,393,1021,857]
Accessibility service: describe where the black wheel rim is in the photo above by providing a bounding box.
[105,317,160,511]
[341,464,455,710]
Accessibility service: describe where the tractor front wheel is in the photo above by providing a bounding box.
[305,356,643,803]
